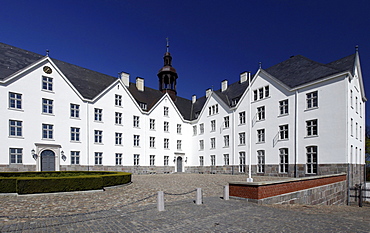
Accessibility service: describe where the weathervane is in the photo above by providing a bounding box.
[166,37,170,53]
[46,49,49,57]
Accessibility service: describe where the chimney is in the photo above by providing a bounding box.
[206,88,212,98]
[119,72,130,87]
[221,79,228,92]
[136,77,144,91]
[192,95,196,103]
[240,71,249,83]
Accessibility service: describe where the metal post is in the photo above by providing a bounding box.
[157,191,165,211]
[224,185,229,200]
[359,184,363,207]
[196,188,202,205]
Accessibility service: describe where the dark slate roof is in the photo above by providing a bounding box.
[214,77,252,106]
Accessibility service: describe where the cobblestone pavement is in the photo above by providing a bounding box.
[1,174,369,232]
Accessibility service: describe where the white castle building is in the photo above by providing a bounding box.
[0,42,366,185]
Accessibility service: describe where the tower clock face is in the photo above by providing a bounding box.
[43,66,52,74]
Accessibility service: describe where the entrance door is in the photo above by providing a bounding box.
[176,157,183,172]
[41,150,55,171]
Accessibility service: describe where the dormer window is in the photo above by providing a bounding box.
[231,97,239,107]
[139,102,147,110]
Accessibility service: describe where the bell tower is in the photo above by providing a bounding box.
[157,38,178,101]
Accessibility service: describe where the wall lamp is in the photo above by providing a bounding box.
[31,149,37,160]
[61,151,66,161]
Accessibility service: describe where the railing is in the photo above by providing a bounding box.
[349,183,370,207]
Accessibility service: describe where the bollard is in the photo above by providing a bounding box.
[157,191,165,211]
[196,188,202,205]
[224,185,229,200]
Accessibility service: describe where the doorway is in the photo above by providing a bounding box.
[176,157,183,172]
[41,150,55,171]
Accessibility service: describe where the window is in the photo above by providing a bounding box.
[257,150,265,173]
[253,86,270,100]
[239,132,246,145]
[279,125,289,140]
[164,138,169,149]
[9,92,22,109]
[257,106,265,121]
[70,104,80,118]
[177,140,182,150]
[150,155,155,166]
[239,152,245,173]
[355,97,358,113]
[224,135,229,147]
[134,154,140,166]
[350,90,353,108]
[134,135,140,147]
[259,88,263,99]
[264,86,269,98]
[195,111,200,118]
[149,137,155,148]
[231,97,239,106]
[71,151,80,165]
[210,155,216,166]
[224,116,229,128]
[199,140,204,150]
[224,154,229,165]
[115,94,122,106]
[42,98,53,114]
[177,124,182,134]
[253,90,258,101]
[200,123,204,134]
[306,91,318,109]
[199,156,204,166]
[133,116,140,128]
[193,125,197,135]
[164,121,169,132]
[351,118,353,136]
[95,152,102,165]
[150,119,155,130]
[210,138,216,149]
[94,130,102,143]
[164,156,169,166]
[42,124,53,139]
[208,104,219,115]
[94,108,102,121]
[9,120,22,137]
[164,106,169,116]
[211,120,216,132]
[360,126,362,141]
[356,122,358,139]
[360,102,362,117]
[115,153,122,165]
[139,102,147,110]
[306,119,318,136]
[115,112,122,125]
[279,148,288,173]
[71,127,80,142]
[10,148,22,164]
[257,129,265,143]
[115,132,122,145]
[279,99,288,115]
[239,111,245,124]
[42,76,53,91]
[306,146,317,174]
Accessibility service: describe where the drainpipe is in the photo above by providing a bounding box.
[86,102,90,171]
[231,109,235,175]
[247,74,253,182]
[294,90,298,178]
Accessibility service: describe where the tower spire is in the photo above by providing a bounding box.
[158,38,178,101]
[166,37,170,53]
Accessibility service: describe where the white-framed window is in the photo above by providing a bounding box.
[257,106,265,121]
[139,102,147,110]
[94,130,102,143]
[115,94,122,107]
[199,156,204,166]
[257,129,265,143]
[351,118,353,136]
[264,86,269,98]
[200,123,204,134]
[42,98,53,114]
[210,155,216,166]
[42,124,53,139]
[95,152,103,165]
[259,87,264,99]
[253,90,258,101]
[9,92,22,109]
[208,104,219,115]
[115,112,122,125]
[164,138,169,149]
[134,154,140,166]
[42,76,53,91]
[10,148,22,164]
[224,116,229,128]
[193,125,197,136]
[164,156,169,166]
[115,153,122,165]
[149,137,155,148]
[356,122,358,139]
[94,108,102,122]
[239,111,245,124]
[210,138,216,149]
[71,127,80,142]
[150,119,155,130]
[211,120,216,132]
[306,146,317,174]
[279,148,288,173]
[177,140,182,150]
[199,140,204,150]
[133,116,140,128]
[254,86,269,101]
[306,91,318,109]
[70,104,80,118]
[150,155,155,166]
[71,151,80,165]
[355,97,358,113]
[224,135,229,147]
[279,125,289,140]
[306,119,318,136]
[360,102,362,117]
[164,121,169,132]
[224,154,229,165]
[279,99,288,115]
[9,120,22,137]
[360,126,362,141]
[134,135,140,147]
[177,124,182,134]
[239,132,246,145]
[257,150,265,173]
[239,152,245,173]
[115,132,122,145]
[350,90,353,108]
[164,106,169,116]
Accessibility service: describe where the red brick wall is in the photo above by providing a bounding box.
[229,174,346,200]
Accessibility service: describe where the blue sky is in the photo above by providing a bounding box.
[1,0,370,123]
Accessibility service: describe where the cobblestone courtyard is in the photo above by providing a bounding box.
[1,174,369,232]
